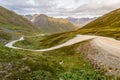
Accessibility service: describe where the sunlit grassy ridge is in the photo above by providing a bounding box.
[76,9,120,39]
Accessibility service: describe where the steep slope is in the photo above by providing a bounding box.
[25,14,77,33]
[76,8,120,39]
[24,15,33,20]
[0,6,40,43]
[66,17,96,26]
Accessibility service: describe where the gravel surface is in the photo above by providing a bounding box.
[5,35,96,52]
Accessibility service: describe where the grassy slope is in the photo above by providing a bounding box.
[76,9,120,39]
[14,32,75,49]
[0,6,40,44]
[11,8,120,80]
[1,7,120,80]
[0,42,113,80]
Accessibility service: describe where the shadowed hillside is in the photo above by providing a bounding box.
[0,6,40,43]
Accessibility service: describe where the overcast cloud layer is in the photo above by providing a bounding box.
[0,0,120,18]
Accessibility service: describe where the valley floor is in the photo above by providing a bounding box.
[5,34,120,54]
[5,34,120,75]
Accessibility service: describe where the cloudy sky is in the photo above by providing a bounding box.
[0,0,120,18]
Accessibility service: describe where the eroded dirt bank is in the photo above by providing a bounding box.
[79,39,120,75]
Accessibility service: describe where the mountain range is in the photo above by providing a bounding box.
[25,14,78,33]
[0,5,78,44]
[0,4,120,80]
[66,17,97,26]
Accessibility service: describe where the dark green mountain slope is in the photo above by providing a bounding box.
[25,14,78,33]
[0,6,40,43]
[76,8,120,39]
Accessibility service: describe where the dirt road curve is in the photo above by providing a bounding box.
[5,35,120,54]
[5,35,120,53]
[5,35,96,52]
[88,37,120,74]
[91,37,120,58]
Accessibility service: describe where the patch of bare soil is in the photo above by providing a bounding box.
[78,41,120,75]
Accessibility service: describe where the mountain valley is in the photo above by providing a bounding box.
[0,4,120,80]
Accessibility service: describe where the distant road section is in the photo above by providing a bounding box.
[5,34,120,54]
[5,35,96,52]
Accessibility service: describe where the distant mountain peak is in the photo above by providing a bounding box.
[66,17,97,26]
[33,14,39,17]
[40,14,48,17]
[25,14,77,33]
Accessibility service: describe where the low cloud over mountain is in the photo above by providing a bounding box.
[0,0,120,18]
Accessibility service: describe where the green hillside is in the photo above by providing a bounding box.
[0,6,120,79]
[26,14,78,33]
[0,6,40,44]
[14,8,120,50]
[14,32,75,49]
[0,41,112,80]
[76,8,120,39]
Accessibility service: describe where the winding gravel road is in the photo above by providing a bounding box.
[91,37,120,57]
[5,35,96,52]
[5,34,120,74]
[5,35,120,54]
